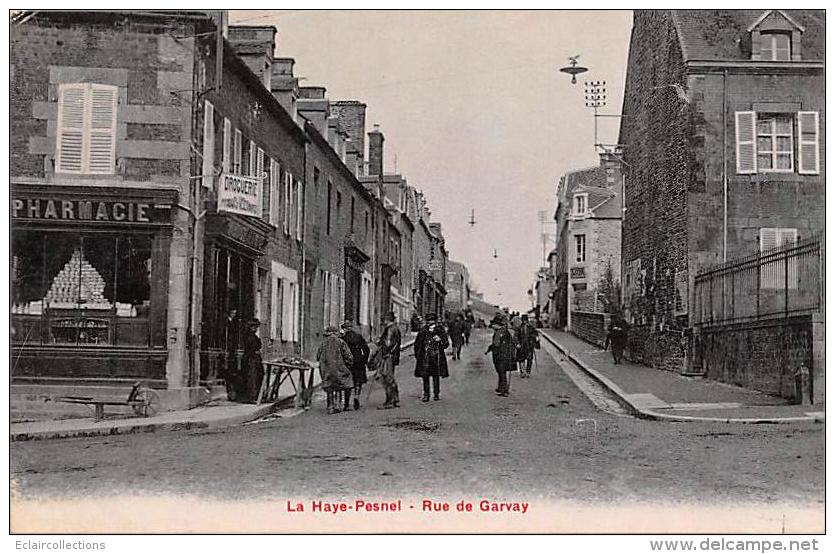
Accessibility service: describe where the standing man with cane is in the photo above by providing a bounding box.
[376,311,402,409]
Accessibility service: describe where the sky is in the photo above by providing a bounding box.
[230,10,633,311]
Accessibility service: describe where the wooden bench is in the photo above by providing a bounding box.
[57,382,160,420]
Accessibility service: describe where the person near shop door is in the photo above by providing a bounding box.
[241,318,264,403]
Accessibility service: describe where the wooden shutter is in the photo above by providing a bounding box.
[261,154,271,220]
[735,111,757,174]
[270,161,281,226]
[797,112,820,175]
[759,227,779,251]
[256,147,265,216]
[323,272,331,327]
[296,179,303,240]
[222,118,231,172]
[56,83,116,174]
[56,84,86,173]
[233,129,242,174]
[249,140,256,177]
[86,85,117,174]
[202,101,215,188]
[284,172,292,235]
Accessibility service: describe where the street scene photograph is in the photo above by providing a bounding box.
[8,7,826,537]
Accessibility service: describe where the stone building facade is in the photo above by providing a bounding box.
[619,10,824,397]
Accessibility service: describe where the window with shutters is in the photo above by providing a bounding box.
[56,83,118,175]
[572,193,588,216]
[269,160,281,226]
[760,227,798,289]
[736,111,820,175]
[283,172,293,235]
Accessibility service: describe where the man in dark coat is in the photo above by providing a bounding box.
[517,314,539,378]
[448,313,465,360]
[604,316,630,365]
[317,326,354,414]
[241,318,264,403]
[414,313,449,402]
[486,313,516,396]
[340,320,369,410]
[377,311,402,409]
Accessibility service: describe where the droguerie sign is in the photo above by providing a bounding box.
[12,198,152,223]
[217,173,262,218]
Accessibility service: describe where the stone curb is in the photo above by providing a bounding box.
[11,339,419,442]
[10,402,278,442]
[538,331,824,425]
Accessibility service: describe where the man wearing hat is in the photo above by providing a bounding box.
[486,312,516,396]
[340,320,370,410]
[317,326,355,414]
[414,313,450,402]
[241,318,264,403]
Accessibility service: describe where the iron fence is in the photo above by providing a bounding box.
[694,236,823,327]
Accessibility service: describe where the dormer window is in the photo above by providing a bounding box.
[748,10,804,62]
[761,32,791,61]
[572,193,588,216]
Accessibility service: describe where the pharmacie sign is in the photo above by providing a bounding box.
[217,173,262,218]
[12,197,154,223]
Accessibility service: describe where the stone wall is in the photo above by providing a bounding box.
[697,316,814,401]
[571,311,611,348]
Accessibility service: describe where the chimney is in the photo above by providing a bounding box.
[368,124,384,177]
[599,148,623,188]
[297,86,329,135]
[331,101,367,176]
[270,57,299,119]
[228,26,276,90]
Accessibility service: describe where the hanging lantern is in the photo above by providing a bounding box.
[559,55,588,84]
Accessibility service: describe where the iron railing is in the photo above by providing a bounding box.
[694,236,823,327]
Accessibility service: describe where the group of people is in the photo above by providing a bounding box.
[317,311,403,414]
[485,311,540,396]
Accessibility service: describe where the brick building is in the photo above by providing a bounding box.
[444,259,471,315]
[619,10,824,395]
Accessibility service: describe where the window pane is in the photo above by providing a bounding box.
[757,154,773,169]
[773,34,790,61]
[776,136,792,152]
[757,136,772,151]
[775,117,792,134]
[757,118,772,135]
[115,235,152,346]
[776,154,792,170]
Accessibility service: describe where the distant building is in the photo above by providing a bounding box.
[552,153,623,334]
[445,259,471,315]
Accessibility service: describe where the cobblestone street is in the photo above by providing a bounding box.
[11,331,824,511]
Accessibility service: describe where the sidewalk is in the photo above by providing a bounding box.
[539,329,825,424]
[11,336,418,441]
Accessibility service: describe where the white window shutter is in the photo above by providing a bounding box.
[270,161,280,226]
[797,112,820,175]
[270,275,279,339]
[56,84,86,173]
[86,84,117,174]
[778,228,797,247]
[735,111,757,174]
[249,140,257,177]
[296,179,303,240]
[202,101,215,188]
[760,227,779,251]
[222,118,231,172]
[233,129,242,174]
[284,173,292,235]
[323,272,331,327]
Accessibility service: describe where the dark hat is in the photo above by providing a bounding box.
[248,318,261,326]
[425,312,437,321]
[341,320,354,330]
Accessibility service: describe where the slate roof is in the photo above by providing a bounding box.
[671,10,825,62]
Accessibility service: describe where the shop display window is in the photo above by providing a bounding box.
[11,231,154,347]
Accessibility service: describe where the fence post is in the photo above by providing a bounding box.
[784,248,789,318]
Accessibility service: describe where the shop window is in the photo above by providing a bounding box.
[11,231,153,346]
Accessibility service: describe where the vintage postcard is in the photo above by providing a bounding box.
[8,7,826,540]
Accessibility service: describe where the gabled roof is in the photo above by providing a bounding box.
[670,10,824,61]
